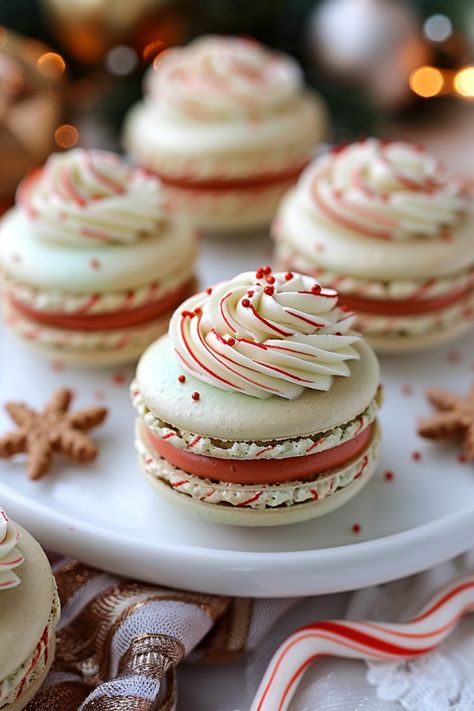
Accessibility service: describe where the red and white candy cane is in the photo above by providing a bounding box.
[251,576,474,711]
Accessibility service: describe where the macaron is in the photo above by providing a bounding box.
[132,268,382,526]
[0,148,197,366]
[273,139,474,353]
[0,508,60,710]
[123,35,327,233]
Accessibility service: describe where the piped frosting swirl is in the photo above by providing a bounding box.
[148,35,303,122]
[301,139,468,241]
[169,269,360,400]
[0,509,24,590]
[18,148,165,246]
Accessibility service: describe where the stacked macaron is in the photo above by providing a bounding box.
[0,148,197,366]
[124,35,327,233]
[0,508,60,710]
[132,268,382,526]
[274,139,474,352]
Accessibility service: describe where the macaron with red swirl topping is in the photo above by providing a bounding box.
[273,139,474,353]
[132,268,382,526]
[123,35,327,233]
[0,147,197,366]
[0,508,60,710]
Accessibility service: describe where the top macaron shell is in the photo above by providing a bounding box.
[136,334,380,442]
[278,188,474,281]
[0,208,196,293]
[0,525,55,683]
[275,140,474,282]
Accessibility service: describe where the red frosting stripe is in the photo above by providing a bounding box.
[9,279,194,332]
[153,161,308,192]
[338,286,473,316]
[146,423,374,485]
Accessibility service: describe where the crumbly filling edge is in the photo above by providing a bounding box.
[136,421,381,509]
[0,582,60,706]
[131,383,383,461]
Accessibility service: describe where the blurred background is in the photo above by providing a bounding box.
[0,0,472,204]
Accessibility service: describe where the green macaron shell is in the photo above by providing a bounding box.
[0,525,56,684]
[136,335,380,442]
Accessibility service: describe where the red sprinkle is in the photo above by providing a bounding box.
[285,272,294,281]
[178,375,186,383]
[447,351,461,365]
[194,307,202,315]
[335,331,342,336]
[227,337,236,346]
[255,269,264,279]
[311,284,322,295]
[181,310,194,318]
[266,275,276,284]
[248,290,254,297]
[191,391,200,401]
[384,470,394,481]
[352,523,362,534]
[264,285,275,296]
[206,287,213,295]
[112,373,127,386]
[262,266,272,275]
[412,451,422,462]
[242,298,251,308]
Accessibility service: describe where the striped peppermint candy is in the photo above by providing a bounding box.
[251,575,474,711]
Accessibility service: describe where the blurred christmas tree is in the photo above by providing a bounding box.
[0,0,471,140]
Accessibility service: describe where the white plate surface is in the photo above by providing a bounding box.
[1,233,474,597]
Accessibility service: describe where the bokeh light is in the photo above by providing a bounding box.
[423,14,452,43]
[37,52,66,78]
[143,40,164,63]
[54,124,79,149]
[48,78,68,100]
[105,46,138,76]
[454,66,474,97]
[409,66,444,97]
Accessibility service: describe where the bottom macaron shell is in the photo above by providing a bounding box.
[2,300,173,367]
[136,421,380,527]
[6,637,55,711]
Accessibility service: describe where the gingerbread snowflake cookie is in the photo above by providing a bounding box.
[418,386,474,460]
[0,389,107,479]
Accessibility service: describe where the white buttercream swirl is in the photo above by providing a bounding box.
[169,270,360,400]
[17,148,166,246]
[301,139,468,241]
[0,509,24,591]
[148,35,303,121]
